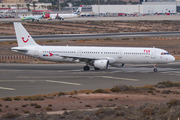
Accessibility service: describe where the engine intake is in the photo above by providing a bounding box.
[94,60,109,69]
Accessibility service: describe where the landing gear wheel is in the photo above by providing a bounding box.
[83,66,90,71]
[94,67,100,70]
[154,68,158,72]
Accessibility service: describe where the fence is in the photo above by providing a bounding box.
[166,48,180,53]
[0,55,32,61]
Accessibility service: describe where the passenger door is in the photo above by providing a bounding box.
[118,50,122,58]
[151,49,156,59]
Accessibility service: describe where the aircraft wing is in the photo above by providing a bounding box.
[59,55,105,62]
[59,55,117,63]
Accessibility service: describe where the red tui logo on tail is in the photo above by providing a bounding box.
[22,35,30,43]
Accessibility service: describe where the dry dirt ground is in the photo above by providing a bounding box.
[0,83,180,119]
[0,21,180,36]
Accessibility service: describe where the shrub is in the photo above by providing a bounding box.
[62,108,67,110]
[114,111,125,117]
[3,97,12,101]
[162,90,171,94]
[5,105,8,108]
[158,108,169,115]
[111,87,119,92]
[74,90,78,94]
[108,99,113,101]
[2,112,20,119]
[23,110,29,113]
[0,104,2,107]
[111,85,128,92]
[13,97,21,101]
[23,98,28,101]
[58,92,66,96]
[85,105,91,107]
[96,104,103,107]
[167,99,180,108]
[104,38,112,40]
[0,109,2,112]
[147,90,154,93]
[156,81,176,88]
[115,98,118,100]
[46,107,52,111]
[30,103,37,106]
[95,109,105,116]
[142,108,155,116]
[34,105,41,108]
[27,96,44,101]
[21,104,26,107]
[48,104,52,107]
[94,89,108,93]
[15,108,18,111]
[86,92,89,94]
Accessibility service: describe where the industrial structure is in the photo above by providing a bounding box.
[92,2,177,14]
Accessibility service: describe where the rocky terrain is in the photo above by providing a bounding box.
[0,81,180,120]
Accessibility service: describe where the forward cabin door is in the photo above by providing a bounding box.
[151,49,156,59]
[77,50,82,56]
[118,50,122,58]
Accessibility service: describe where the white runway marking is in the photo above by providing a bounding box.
[0,87,16,91]
[101,76,138,81]
[46,80,82,85]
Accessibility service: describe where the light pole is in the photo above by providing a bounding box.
[98,0,100,16]
[59,0,60,13]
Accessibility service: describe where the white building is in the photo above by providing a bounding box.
[92,2,176,14]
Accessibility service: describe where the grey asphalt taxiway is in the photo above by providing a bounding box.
[1,31,180,42]
[0,62,180,98]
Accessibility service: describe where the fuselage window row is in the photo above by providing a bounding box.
[43,51,119,54]
[124,52,150,55]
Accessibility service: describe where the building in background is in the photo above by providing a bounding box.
[92,1,176,14]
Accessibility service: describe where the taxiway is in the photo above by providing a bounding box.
[0,62,180,97]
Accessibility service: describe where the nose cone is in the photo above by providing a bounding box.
[170,55,175,62]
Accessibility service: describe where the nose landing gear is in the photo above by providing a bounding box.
[153,64,157,72]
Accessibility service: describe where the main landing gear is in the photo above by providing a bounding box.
[153,64,157,72]
[83,66,90,71]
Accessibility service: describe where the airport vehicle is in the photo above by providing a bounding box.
[48,5,82,20]
[20,11,45,21]
[11,22,175,72]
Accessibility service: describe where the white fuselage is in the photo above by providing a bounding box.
[16,46,175,64]
[50,13,78,19]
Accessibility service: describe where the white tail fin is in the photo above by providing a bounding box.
[74,5,82,15]
[14,22,39,47]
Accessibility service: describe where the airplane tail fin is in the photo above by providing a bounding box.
[13,22,39,47]
[43,11,46,15]
[42,11,46,18]
[74,5,82,15]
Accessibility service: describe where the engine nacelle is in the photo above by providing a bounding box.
[94,60,109,69]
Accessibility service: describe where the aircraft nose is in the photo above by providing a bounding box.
[170,55,175,62]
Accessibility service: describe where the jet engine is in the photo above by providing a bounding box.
[94,60,109,69]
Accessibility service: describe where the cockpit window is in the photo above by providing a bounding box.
[161,52,170,55]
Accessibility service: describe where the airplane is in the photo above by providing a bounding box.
[11,22,175,72]
[48,5,82,20]
[20,11,45,21]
